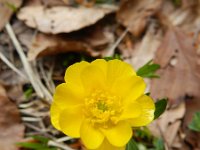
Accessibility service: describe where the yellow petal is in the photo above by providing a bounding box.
[111,75,146,102]
[103,121,132,147]
[81,65,106,93]
[59,106,84,138]
[93,139,125,150]
[50,102,62,130]
[129,95,155,127]
[120,101,141,120]
[53,83,84,108]
[64,61,89,86]
[91,59,107,76]
[80,120,104,149]
[107,59,136,86]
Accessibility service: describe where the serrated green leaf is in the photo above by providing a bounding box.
[153,138,165,150]
[136,60,160,78]
[188,112,200,132]
[126,138,139,150]
[154,98,167,119]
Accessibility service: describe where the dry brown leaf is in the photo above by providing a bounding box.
[0,85,24,150]
[27,33,89,60]
[17,5,116,34]
[0,0,22,31]
[150,27,200,105]
[117,0,162,37]
[158,0,200,33]
[24,0,75,7]
[148,102,185,147]
[126,23,162,70]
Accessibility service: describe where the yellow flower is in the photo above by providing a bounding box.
[50,59,155,150]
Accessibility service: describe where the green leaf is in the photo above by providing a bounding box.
[136,60,160,78]
[16,136,56,150]
[103,54,122,61]
[16,142,57,150]
[154,98,167,119]
[188,112,200,132]
[153,138,165,150]
[126,138,139,150]
[24,87,33,99]
[32,135,49,144]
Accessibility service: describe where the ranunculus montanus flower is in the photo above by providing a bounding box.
[50,59,155,150]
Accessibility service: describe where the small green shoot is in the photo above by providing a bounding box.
[16,135,57,150]
[137,60,160,78]
[171,0,181,7]
[103,54,122,61]
[188,112,200,132]
[154,98,168,120]
[24,87,33,99]
[5,2,17,12]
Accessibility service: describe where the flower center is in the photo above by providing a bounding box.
[84,90,122,128]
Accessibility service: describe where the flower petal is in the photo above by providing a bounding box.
[107,59,136,86]
[120,101,141,120]
[80,120,104,149]
[53,83,85,108]
[94,139,125,150]
[129,95,155,127]
[64,61,89,86]
[50,102,62,130]
[103,121,132,147]
[59,106,84,138]
[81,65,106,92]
[91,59,107,76]
[111,75,146,102]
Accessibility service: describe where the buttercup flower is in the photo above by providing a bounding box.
[50,59,155,150]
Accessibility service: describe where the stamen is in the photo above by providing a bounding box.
[84,90,122,128]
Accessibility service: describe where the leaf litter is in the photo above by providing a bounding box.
[0,0,200,149]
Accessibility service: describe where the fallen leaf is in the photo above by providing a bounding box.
[24,0,71,7]
[127,24,162,70]
[148,102,185,148]
[27,33,90,61]
[0,84,24,150]
[117,0,162,37]
[17,5,117,34]
[0,0,22,31]
[183,97,200,149]
[150,27,200,105]
[158,0,200,33]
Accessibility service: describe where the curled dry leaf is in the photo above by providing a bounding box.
[150,27,200,105]
[0,0,22,31]
[0,85,24,150]
[28,33,89,61]
[17,5,117,34]
[117,0,162,37]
